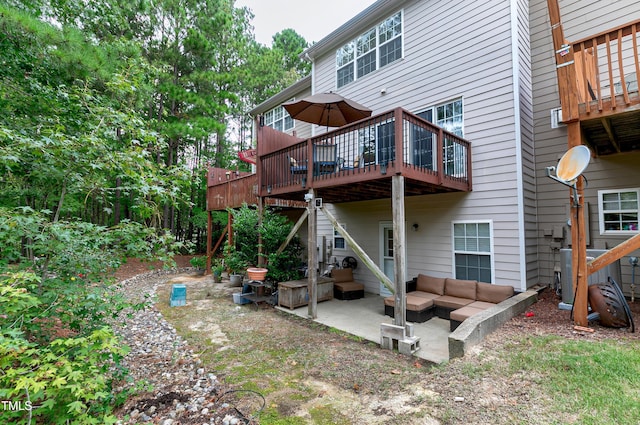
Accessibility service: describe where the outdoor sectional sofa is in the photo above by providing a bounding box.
[384,274,514,330]
[330,268,365,300]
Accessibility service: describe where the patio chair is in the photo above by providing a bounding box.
[288,155,307,175]
[313,144,337,175]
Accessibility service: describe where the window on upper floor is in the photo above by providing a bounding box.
[336,11,403,88]
[416,98,465,175]
[598,188,639,234]
[264,105,294,132]
[453,221,493,283]
[417,98,464,137]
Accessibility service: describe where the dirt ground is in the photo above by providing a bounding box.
[114,259,640,424]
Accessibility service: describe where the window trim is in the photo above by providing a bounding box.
[333,224,347,251]
[451,220,495,283]
[415,98,465,174]
[598,188,640,235]
[335,10,404,88]
[264,104,294,132]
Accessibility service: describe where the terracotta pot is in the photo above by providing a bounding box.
[247,267,268,281]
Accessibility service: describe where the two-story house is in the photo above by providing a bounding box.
[208,0,640,326]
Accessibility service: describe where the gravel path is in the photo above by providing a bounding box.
[114,270,247,425]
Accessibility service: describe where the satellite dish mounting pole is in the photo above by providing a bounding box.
[547,0,588,327]
[568,127,589,327]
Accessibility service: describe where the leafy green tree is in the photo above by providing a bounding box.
[272,28,311,77]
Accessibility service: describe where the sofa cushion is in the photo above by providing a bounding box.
[406,295,433,311]
[331,268,353,283]
[409,291,440,302]
[476,282,514,303]
[433,295,474,310]
[467,300,497,310]
[450,305,485,322]
[444,278,477,299]
[384,294,433,311]
[334,281,364,292]
[416,274,446,295]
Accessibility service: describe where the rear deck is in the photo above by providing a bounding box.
[559,18,640,155]
[207,107,472,210]
[257,108,471,204]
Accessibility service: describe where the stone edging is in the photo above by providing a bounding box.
[448,290,539,359]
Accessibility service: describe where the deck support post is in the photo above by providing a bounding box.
[568,122,589,327]
[206,210,213,274]
[392,175,407,329]
[307,189,318,319]
[548,0,588,327]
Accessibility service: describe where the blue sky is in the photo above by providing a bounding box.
[235,0,377,46]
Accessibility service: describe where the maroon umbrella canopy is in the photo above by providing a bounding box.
[282,92,372,128]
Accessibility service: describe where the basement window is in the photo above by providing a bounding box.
[333,224,346,250]
[598,188,639,234]
[452,221,493,282]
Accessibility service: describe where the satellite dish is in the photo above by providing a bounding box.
[546,145,591,187]
[556,145,591,184]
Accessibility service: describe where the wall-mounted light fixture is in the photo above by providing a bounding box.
[412,223,419,232]
[266,185,272,194]
[301,177,307,189]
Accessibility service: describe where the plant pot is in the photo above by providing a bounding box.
[247,267,268,281]
[229,274,244,287]
[213,273,222,283]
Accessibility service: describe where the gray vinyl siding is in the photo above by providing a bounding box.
[531,0,640,291]
[289,86,313,139]
[514,0,538,288]
[307,0,531,291]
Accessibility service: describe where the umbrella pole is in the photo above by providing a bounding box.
[325,105,331,133]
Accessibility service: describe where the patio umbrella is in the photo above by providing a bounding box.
[282,92,372,129]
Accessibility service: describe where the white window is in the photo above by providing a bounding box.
[416,99,465,176]
[264,105,294,132]
[453,221,493,282]
[336,11,403,88]
[598,188,640,234]
[436,99,464,137]
[333,224,346,250]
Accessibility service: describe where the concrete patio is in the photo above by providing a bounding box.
[276,293,451,364]
[275,290,539,364]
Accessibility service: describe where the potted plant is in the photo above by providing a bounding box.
[223,245,247,287]
[189,255,207,275]
[211,258,224,283]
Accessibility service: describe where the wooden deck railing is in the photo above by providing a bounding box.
[206,168,257,210]
[259,108,471,197]
[572,19,640,114]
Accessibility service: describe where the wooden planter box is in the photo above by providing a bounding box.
[278,277,334,310]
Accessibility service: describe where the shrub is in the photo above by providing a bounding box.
[228,204,304,282]
[0,207,180,423]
